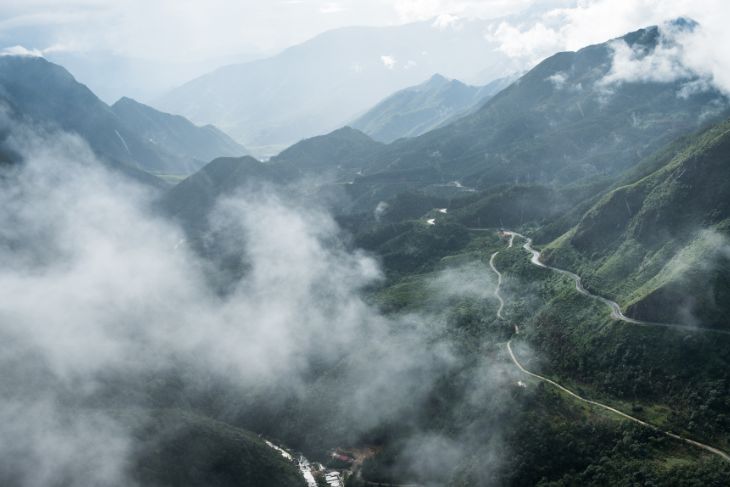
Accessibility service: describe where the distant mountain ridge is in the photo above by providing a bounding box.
[355,22,729,191]
[162,127,383,236]
[270,126,382,176]
[0,56,244,178]
[162,21,730,219]
[111,96,247,173]
[154,20,517,156]
[351,73,515,143]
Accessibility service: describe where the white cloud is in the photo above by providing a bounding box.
[489,21,563,65]
[0,44,42,56]
[0,42,76,57]
[0,1,396,62]
[547,71,568,89]
[432,13,460,29]
[393,0,540,22]
[381,54,397,69]
[0,110,526,483]
[600,34,694,87]
[488,0,730,94]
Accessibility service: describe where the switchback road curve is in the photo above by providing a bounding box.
[488,232,730,463]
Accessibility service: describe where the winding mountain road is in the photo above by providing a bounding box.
[489,252,505,320]
[505,231,730,336]
[488,232,730,463]
[506,340,730,462]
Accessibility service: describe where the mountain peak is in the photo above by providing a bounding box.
[424,73,450,86]
[667,16,699,31]
[112,96,140,108]
[350,72,495,143]
[330,126,372,139]
[109,96,248,166]
[429,73,448,82]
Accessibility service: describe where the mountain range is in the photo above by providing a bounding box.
[0,56,246,178]
[162,21,730,227]
[4,15,730,487]
[111,96,246,172]
[158,18,730,341]
[154,19,518,156]
[351,73,516,143]
[359,22,726,187]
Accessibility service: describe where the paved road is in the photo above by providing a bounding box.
[489,251,505,320]
[488,233,730,463]
[504,231,730,336]
[506,340,730,463]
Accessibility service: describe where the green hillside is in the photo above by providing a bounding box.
[0,56,243,178]
[270,126,382,177]
[544,118,730,329]
[112,96,247,174]
[128,409,304,487]
[6,9,730,487]
[351,74,512,143]
[354,23,728,194]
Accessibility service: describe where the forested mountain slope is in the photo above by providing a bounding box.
[351,74,512,143]
[358,22,728,192]
[155,20,514,155]
[544,117,730,329]
[111,96,247,173]
[0,56,242,177]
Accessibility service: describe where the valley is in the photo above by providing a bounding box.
[1,4,730,486]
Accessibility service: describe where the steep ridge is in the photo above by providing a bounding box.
[161,155,278,232]
[543,118,730,329]
[356,21,729,191]
[158,22,730,223]
[0,56,171,173]
[155,20,514,155]
[511,231,730,335]
[129,409,305,487]
[270,126,382,178]
[351,74,513,143]
[112,96,247,173]
[160,127,382,238]
[488,233,730,463]
[0,56,240,177]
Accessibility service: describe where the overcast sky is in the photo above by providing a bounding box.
[1,0,727,100]
[0,0,542,62]
[0,1,725,60]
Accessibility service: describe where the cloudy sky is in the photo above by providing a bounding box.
[0,0,541,62]
[1,0,721,62]
[1,0,727,100]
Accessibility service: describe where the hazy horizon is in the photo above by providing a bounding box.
[2,0,728,103]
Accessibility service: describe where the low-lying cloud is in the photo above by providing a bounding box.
[489,0,730,95]
[0,112,525,484]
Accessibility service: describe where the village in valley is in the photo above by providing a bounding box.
[264,437,378,487]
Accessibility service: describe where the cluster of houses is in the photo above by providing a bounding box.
[323,470,344,487]
[263,435,361,487]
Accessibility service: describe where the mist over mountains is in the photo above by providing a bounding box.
[351,73,516,143]
[2,6,730,487]
[0,56,246,178]
[154,19,518,156]
[0,108,524,486]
